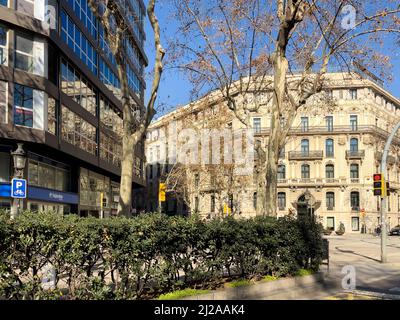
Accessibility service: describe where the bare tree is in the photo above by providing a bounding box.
[170,0,400,216]
[88,0,165,216]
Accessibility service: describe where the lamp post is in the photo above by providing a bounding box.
[10,143,26,219]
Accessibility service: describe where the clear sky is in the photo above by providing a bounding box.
[144,2,400,119]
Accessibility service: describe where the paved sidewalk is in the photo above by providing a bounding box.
[320,234,400,299]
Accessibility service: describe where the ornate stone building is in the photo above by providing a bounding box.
[145,72,400,233]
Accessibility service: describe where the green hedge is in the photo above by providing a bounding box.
[0,211,324,300]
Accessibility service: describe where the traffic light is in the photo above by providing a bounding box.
[373,173,385,196]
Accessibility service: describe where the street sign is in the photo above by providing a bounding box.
[159,183,166,202]
[11,178,27,199]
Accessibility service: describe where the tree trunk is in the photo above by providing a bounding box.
[118,137,135,217]
[266,49,288,217]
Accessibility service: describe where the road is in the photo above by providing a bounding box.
[320,233,400,299]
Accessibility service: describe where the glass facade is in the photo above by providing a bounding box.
[15,33,34,73]
[65,0,97,38]
[14,84,33,127]
[100,97,123,136]
[0,80,7,124]
[0,24,7,65]
[28,159,70,192]
[100,133,122,167]
[61,105,97,155]
[47,96,57,135]
[80,168,112,214]
[99,58,121,94]
[61,10,98,74]
[61,58,97,115]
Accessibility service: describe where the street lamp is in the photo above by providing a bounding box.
[10,143,26,219]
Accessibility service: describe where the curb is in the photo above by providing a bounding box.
[183,272,328,300]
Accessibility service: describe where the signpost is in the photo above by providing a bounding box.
[11,178,27,199]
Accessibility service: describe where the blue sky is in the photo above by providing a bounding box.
[144,3,400,118]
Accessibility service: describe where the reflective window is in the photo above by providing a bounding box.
[61,10,97,74]
[65,0,97,38]
[47,96,57,135]
[61,59,97,115]
[0,81,7,124]
[126,63,142,98]
[0,25,8,65]
[14,84,33,127]
[61,105,97,155]
[15,33,34,73]
[0,0,8,7]
[28,159,70,191]
[99,58,121,95]
[100,133,122,167]
[79,168,111,210]
[100,97,123,137]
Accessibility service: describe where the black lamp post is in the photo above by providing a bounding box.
[10,143,26,219]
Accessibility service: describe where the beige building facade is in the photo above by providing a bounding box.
[145,72,400,234]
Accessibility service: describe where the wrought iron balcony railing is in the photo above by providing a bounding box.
[346,150,365,159]
[288,151,323,160]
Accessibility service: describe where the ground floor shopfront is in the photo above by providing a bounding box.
[0,142,145,216]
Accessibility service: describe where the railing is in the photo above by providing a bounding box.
[346,150,365,159]
[255,125,400,144]
[288,151,323,160]
[277,178,362,185]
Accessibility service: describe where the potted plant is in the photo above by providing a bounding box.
[323,228,333,236]
[335,222,345,236]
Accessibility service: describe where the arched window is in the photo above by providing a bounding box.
[301,164,310,179]
[278,164,286,179]
[350,138,358,151]
[326,139,334,157]
[350,164,359,179]
[325,164,334,179]
[351,191,360,210]
[301,139,309,155]
[326,192,335,209]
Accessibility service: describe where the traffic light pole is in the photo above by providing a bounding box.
[380,121,400,263]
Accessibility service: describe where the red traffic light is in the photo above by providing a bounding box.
[373,174,382,181]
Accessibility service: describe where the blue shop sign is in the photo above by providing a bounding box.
[0,183,11,197]
[28,187,79,205]
[0,183,78,205]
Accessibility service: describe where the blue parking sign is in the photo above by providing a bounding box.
[11,178,27,199]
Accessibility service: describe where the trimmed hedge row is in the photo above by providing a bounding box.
[0,211,324,300]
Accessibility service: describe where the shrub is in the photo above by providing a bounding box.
[0,211,324,300]
[157,288,210,300]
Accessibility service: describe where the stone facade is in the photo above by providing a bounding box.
[145,72,400,234]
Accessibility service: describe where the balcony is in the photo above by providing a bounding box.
[288,151,323,160]
[346,150,365,159]
[375,151,397,164]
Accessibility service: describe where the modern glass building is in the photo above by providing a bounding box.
[0,0,147,216]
